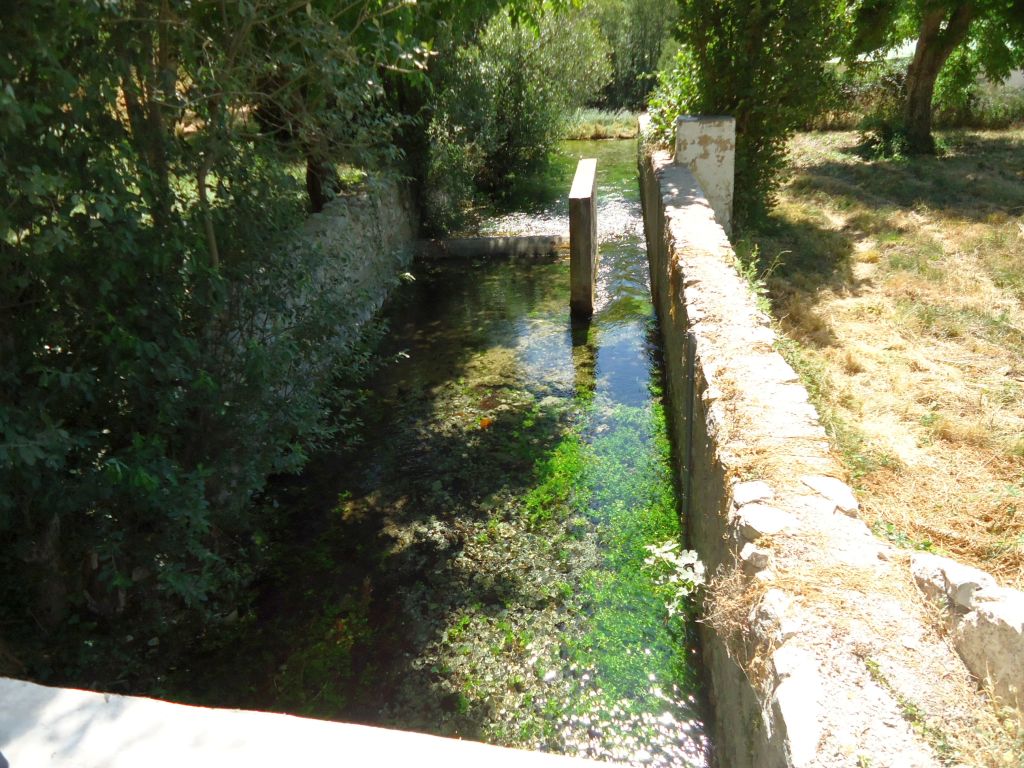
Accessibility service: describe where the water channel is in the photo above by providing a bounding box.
[174,139,710,767]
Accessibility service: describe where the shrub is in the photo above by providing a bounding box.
[655,0,847,227]
[0,0,411,682]
[647,48,702,145]
[423,9,612,231]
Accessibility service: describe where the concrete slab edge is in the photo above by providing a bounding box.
[0,677,607,768]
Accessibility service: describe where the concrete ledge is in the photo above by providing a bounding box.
[0,678,604,768]
[416,236,566,260]
[639,140,1014,767]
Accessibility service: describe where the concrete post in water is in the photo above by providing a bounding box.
[569,158,598,317]
[674,116,735,236]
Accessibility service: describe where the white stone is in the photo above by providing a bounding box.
[736,504,797,542]
[732,354,800,385]
[732,480,774,508]
[955,589,1024,708]
[770,646,823,768]
[0,677,599,768]
[800,475,859,515]
[910,552,998,610]
[910,552,1024,708]
[758,589,802,642]
[740,542,771,574]
[909,551,949,604]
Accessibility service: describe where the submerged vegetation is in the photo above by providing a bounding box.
[163,140,708,765]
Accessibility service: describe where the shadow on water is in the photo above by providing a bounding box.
[171,139,710,767]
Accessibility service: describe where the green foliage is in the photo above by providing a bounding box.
[524,434,589,529]
[647,47,702,145]
[809,58,909,131]
[424,8,612,231]
[856,63,916,157]
[586,0,679,110]
[658,0,847,226]
[0,0,422,680]
[562,108,639,140]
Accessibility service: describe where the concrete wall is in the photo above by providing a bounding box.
[639,129,1014,767]
[0,678,600,768]
[673,116,735,237]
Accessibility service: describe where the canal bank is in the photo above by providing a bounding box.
[640,118,1022,768]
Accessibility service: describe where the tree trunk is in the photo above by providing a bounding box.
[903,3,975,154]
[305,156,338,214]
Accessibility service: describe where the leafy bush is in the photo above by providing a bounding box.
[808,58,908,131]
[654,0,847,227]
[0,0,415,682]
[424,9,612,231]
[647,48,702,145]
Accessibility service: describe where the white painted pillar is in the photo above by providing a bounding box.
[674,116,736,236]
[569,158,597,317]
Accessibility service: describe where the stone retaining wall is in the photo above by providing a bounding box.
[298,175,417,335]
[639,128,1018,767]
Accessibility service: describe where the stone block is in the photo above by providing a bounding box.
[674,116,735,236]
[770,645,823,768]
[732,480,774,508]
[569,158,597,317]
[740,542,771,575]
[911,552,1024,708]
[910,552,998,611]
[736,504,797,542]
[956,593,1024,707]
[800,475,859,515]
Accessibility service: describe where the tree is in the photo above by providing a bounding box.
[586,0,679,110]
[422,6,612,229]
[659,0,847,226]
[851,0,1024,153]
[0,0,597,684]
[0,0,429,679]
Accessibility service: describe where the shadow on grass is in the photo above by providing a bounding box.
[796,132,1024,221]
[738,129,1024,347]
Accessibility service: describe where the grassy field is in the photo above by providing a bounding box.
[741,129,1024,587]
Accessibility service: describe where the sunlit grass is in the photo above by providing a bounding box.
[744,128,1024,586]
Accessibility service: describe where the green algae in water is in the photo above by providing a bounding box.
[167,139,709,767]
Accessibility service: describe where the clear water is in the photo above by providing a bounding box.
[174,139,710,767]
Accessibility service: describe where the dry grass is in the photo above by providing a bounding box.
[562,109,639,141]
[742,129,1024,588]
